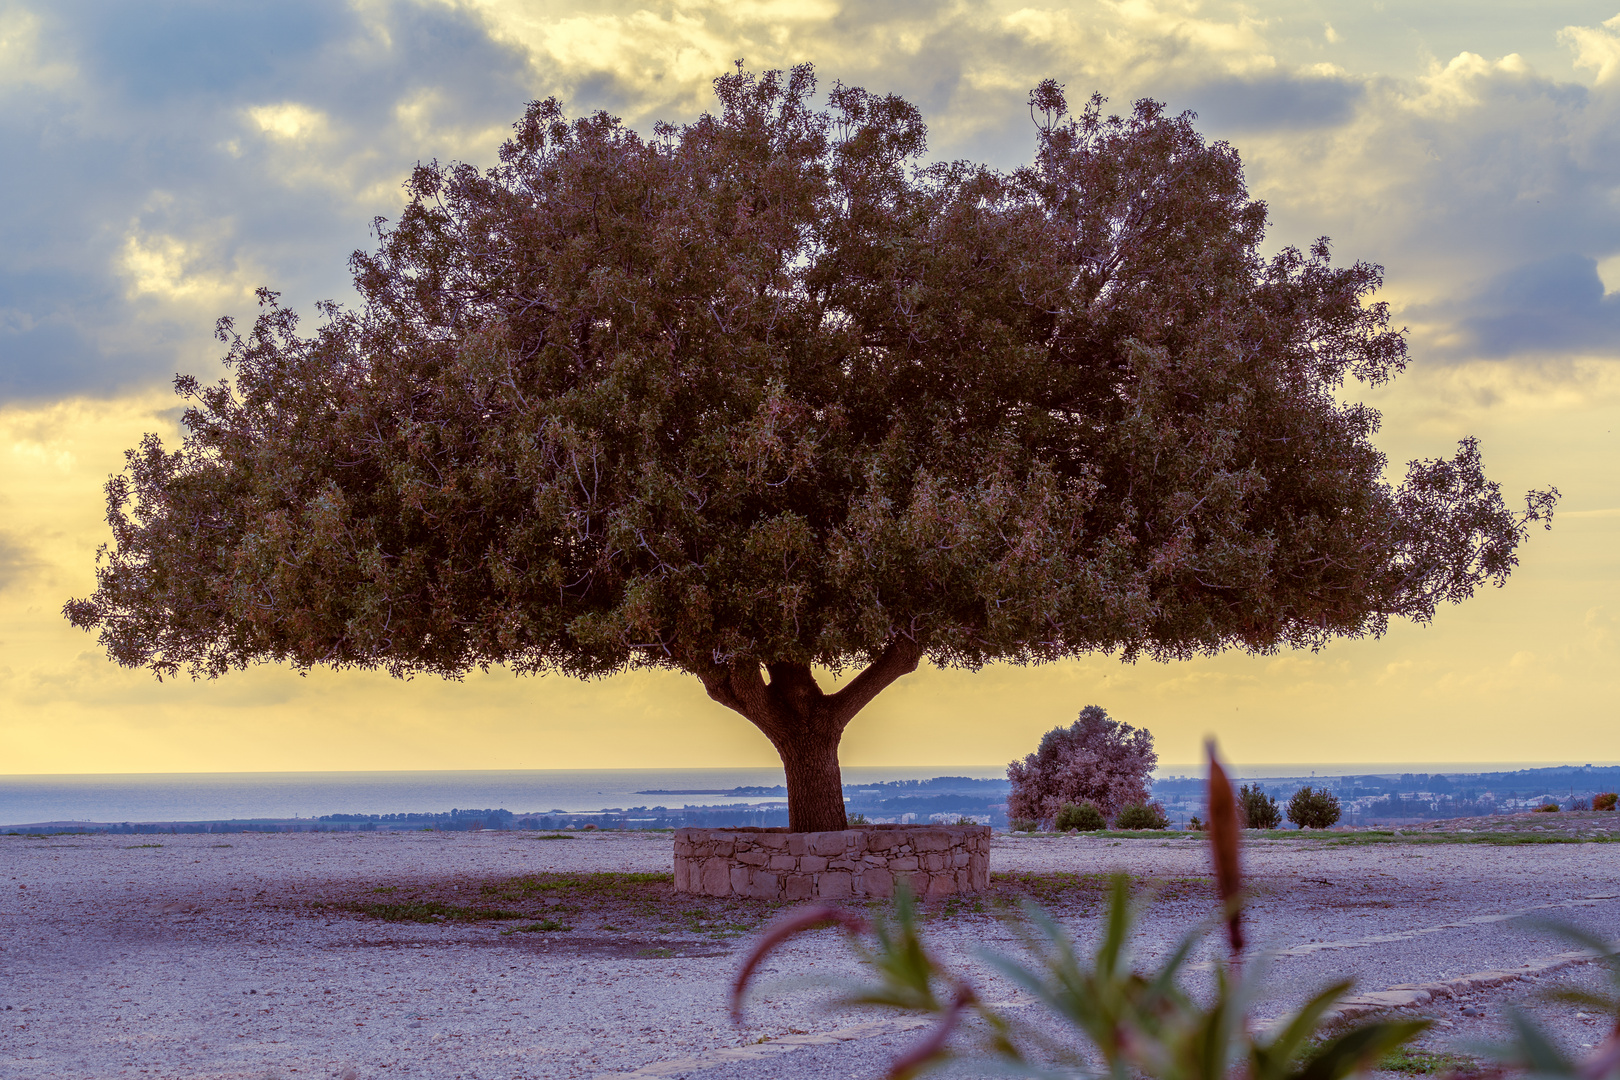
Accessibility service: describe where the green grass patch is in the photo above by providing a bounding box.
[635,946,675,959]
[500,918,571,934]
[533,834,575,840]
[660,907,756,936]
[341,900,527,923]
[1319,831,1619,847]
[1376,1048,1480,1075]
[480,871,671,904]
[125,843,163,849]
[319,871,778,937]
[1007,830,1198,839]
[990,871,1212,908]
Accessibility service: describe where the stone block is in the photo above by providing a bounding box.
[890,856,919,872]
[787,833,807,857]
[818,871,853,899]
[730,866,752,896]
[784,874,814,901]
[756,833,789,850]
[736,851,768,867]
[768,854,797,871]
[701,857,732,896]
[827,858,858,871]
[913,830,952,852]
[926,873,957,898]
[951,849,969,868]
[712,836,736,857]
[809,832,846,857]
[860,868,894,898]
[747,873,780,899]
[799,855,828,873]
[674,858,689,892]
[923,853,947,872]
[903,871,929,896]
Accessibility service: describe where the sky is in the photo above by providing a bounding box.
[2,0,1618,775]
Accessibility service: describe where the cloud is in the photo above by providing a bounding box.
[1175,70,1363,130]
[0,0,535,401]
[0,530,43,591]
[1441,254,1620,358]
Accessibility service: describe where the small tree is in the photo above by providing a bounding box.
[1286,786,1341,829]
[1595,793,1618,811]
[1236,784,1282,829]
[1054,801,1107,831]
[65,66,1555,833]
[1115,801,1170,830]
[1008,706,1156,826]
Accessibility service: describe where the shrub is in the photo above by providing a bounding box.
[1187,815,1204,830]
[848,812,869,826]
[1054,801,1106,832]
[1533,802,1560,813]
[1236,784,1282,829]
[738,874,1431,1080]
[1115,802,1170,830]
[1007,706,1156,826]
[1570,798,1590,811]
[1595,792,1618,811]
[1008,817,1038,832]
[1286,786,1341,829]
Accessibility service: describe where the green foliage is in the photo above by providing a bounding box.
[1115,802,1170,830]
[1534,802,1562,813]
[848,813,869,826]
[1236,784,1282,829]
[1008,818,1038,832]
[1286,786,1341,829]
[1596,792,1618,811]
[1054,801,1106,832]
[736,876,1427,1080]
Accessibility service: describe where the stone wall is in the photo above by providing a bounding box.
[673,824,991,900]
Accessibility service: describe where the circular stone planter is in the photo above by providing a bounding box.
[673,823,991,900]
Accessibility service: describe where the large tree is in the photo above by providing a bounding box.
[66,66,1555,831]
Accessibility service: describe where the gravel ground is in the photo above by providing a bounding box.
[2,822,1617,1080]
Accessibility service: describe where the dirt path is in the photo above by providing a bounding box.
[2,828,1616,1079]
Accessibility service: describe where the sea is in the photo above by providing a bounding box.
[0,762,1591,827]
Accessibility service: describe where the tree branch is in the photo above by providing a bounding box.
[822,638,924,730]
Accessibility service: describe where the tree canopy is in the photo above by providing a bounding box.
[66,65,1555,831]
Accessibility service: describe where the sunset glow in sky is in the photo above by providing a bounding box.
[3,0,1617,773]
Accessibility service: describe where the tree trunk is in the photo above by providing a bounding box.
[775,722,849,833]
[697,639,923,833]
